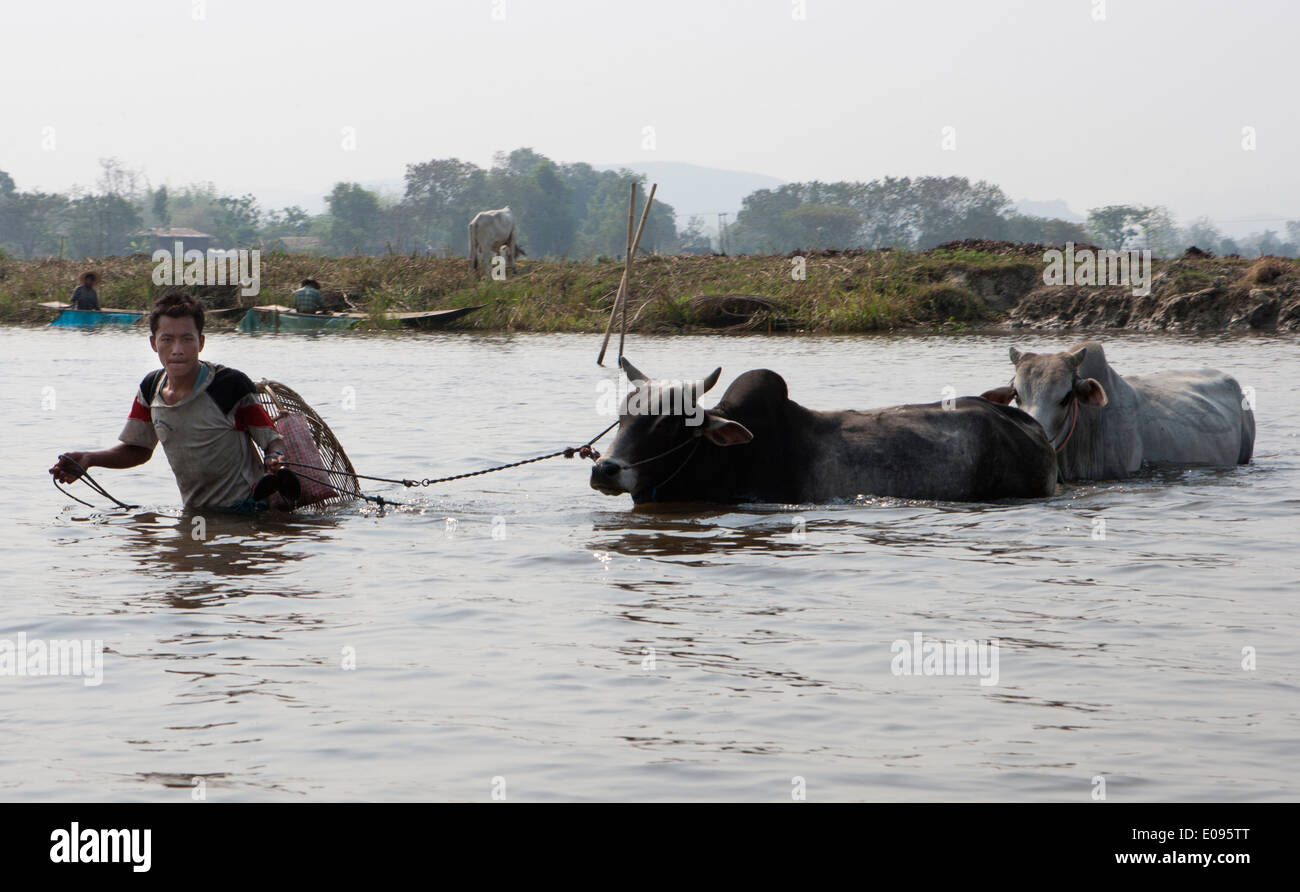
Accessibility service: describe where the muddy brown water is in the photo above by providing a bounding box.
[2,327,1296,800]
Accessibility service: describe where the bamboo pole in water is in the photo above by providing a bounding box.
[597,184,637,366]
[597,182,657,366]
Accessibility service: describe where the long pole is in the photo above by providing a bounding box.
[617,185,637,363]
[597,182,657,366]
[596,184,637,366]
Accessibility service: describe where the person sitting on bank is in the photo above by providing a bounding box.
[292,278,325,314]
[49,290,299,513]
[70,271,101,310]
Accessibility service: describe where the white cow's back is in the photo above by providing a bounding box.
[1128,370,1253,466]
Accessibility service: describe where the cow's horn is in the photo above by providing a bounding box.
[1009,347,1024,365]
[620,357,649,384]
[698,367,722,395]
[1064,345,1088,371]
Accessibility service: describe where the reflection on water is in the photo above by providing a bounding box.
[3,328,1297,801]
[95,511,347,607]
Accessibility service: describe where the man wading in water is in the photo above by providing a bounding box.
[49,290,300,512]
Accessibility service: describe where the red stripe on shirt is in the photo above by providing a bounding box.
[128,397,151,422]
[234,403,276,432]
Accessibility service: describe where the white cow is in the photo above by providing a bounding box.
[468,206,524,276]
[980,340,1255,481]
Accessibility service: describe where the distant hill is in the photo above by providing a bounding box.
[597,161,787,232]
[1015,198,1086,222]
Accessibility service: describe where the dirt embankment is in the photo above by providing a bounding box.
[1003,251,1300,332]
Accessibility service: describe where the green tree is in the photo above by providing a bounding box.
[512,156,576,257]
[855,177,919,248]
[325,182,382,255]
[731,186,804,252]
[560,162,605,240]
[784,204,861,248]
[1004,214,1091,245]
[1180,217,1224,254]
[64,193,143,258]
[677,215,713,255]
[0,191,69,257]
[150,185,170,227]
[211,194,260,247]
[577,170,677,257]
[1086,205,1148,249]
[261,206,313,237]
[1152,209,1183,256]
[401,157,489,253]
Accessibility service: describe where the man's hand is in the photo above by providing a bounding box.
[265,448,286,473]
[51,443,151,483]
[50,452,90,483]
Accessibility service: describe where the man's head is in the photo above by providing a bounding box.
[149,290,205,379]
[81,271,97,287]
[300,278,320,289]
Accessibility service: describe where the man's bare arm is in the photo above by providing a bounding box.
[50,443,152,483]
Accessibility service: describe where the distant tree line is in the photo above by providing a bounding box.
[725,176,1091,252]
[1,154,1296,260]
[1083,204,1300,258]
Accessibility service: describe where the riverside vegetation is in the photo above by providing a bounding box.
[3,243,1297,333]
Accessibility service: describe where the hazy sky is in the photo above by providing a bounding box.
[3,0,1296,233]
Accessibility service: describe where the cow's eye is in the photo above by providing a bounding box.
[1059,390,1073,407]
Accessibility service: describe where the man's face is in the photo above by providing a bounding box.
[150,315,204,379]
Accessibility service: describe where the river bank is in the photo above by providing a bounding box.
[4,243,1298,332]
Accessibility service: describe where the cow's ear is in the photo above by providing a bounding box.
[1009,347,1025,366]
[620,357,649,384]
[1075,377,1107,407]
[981,385,1015,405]
[702,413,753,447]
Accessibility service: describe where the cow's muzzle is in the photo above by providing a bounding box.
[590,459,628,495]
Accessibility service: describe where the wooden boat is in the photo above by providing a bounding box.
[236,304,483,333]
[40,302,144,327]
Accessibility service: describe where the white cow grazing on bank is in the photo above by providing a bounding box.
[980,340,1255,482]
[468,206,524,276]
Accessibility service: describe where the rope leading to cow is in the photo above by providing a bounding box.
[54,421,621,512]
[279,419,620,499]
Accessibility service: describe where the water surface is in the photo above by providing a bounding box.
[2,327,1296,801]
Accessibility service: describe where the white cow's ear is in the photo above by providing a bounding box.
[702,413,753,447]
[620,357,649,384]
[1064,345,1088,371]
[1009,347,1024,365]
[1075,377,1107,407]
